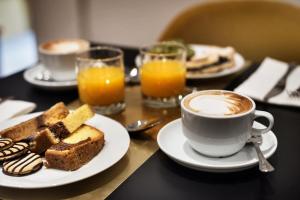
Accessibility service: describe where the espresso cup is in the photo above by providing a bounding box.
[39,39,90,81]
[181,90,274,157]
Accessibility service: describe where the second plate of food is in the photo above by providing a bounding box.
[135,44,246,79]
[0,112,130,189]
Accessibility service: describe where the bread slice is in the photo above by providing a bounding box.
[45,125,104,171]
[0,102,69,141]
[28,128,60,154]
[29,104,95,154]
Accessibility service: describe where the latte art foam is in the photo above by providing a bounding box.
[40,39,89,55]
[183,91,252,116]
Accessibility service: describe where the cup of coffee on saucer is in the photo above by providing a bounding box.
[38,39,90,81]
[181,90,274,157]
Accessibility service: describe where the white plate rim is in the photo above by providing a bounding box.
[0,112,130,189]
[23,63,77,89]
[186,44,246,79]
[157,118,277,172]
[135,44,246,79]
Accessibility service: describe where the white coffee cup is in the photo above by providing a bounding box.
[39,39,90,81]
[181,90,274,157]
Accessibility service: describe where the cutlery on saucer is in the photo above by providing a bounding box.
[247,135,275,172]
[125,118,162,133]
[35,70,75,82]
[125,67,140,84]
[35,70,56,82]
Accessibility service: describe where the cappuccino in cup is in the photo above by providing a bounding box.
[39,39,89,81]
[181,90,274,157]
[183,90,252,116]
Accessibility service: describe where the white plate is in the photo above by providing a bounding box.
[0,112,130,188]
[135,44,246,79]
[23,63,77,90]
[157,119,277,173]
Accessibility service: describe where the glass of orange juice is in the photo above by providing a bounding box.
[76,46,125,115]
[140,43,186,108]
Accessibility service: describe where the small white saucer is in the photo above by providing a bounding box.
[23,63,77,90]
[157,119,278,173]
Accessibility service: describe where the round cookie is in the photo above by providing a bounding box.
[0,142,29,161]
[0,138,13,151]
[3,152,43,176]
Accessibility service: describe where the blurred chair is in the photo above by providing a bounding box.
[159,0,300,62]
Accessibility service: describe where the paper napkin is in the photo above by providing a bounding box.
[234,57,300,107]
[0,100,36,122]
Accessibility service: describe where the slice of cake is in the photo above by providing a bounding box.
[29,104,94,154]
[49,104,94,139]
[28,128,59,154]
[186,46,236,76]
[0,102,69,141]
[45,125,104,171]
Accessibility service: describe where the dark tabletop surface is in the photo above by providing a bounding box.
[1,46,300,200]
[107,62,300,199]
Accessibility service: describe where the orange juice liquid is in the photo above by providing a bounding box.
[140,60,186,98]
[77,67,125,106]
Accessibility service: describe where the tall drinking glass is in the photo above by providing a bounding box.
[76,46,125,115]
[140,44,186,108]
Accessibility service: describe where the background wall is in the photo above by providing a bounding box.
[0,0,37,76]
[28,0,203,47]
[3,0,297,76]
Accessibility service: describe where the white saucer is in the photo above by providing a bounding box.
[157,119,277,173]
[135,44,246,79]
[23,63,77,90]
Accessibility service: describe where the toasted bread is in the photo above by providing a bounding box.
[45,125,104,171]
[29,104,94,154]
[0,102,69,141]
[28,128,59,154]
[49,104,94,139]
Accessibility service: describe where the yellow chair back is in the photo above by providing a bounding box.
[159,0,300,62]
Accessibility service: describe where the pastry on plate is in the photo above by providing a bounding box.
[0,102,69,141]
[186,46,236,75]
[3,152,43,176]
[0,138,13,151]
[0,142,29,161]
[28,104,95,154]
[45,125,104,171]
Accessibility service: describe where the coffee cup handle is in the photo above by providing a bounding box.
[252,110,274,135]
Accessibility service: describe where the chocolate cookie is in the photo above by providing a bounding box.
[0,142,29,161]
[3,152,43,176]
[0,138,13,151]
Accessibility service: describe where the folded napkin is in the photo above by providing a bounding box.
[234,57,300,107]
[0,100,36,122]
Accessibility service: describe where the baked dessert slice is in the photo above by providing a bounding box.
[186,46,236,76]
[0,138,13,151]
[29,104,94,154]
[0,142,29,161]
[28,128,59,154]
[3,152,43,176]
[49,104,94,139]
[0,102,69,141]
[45,125,104,171]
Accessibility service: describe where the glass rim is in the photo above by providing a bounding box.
[139,43,187,57]
[76,46,123,62]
